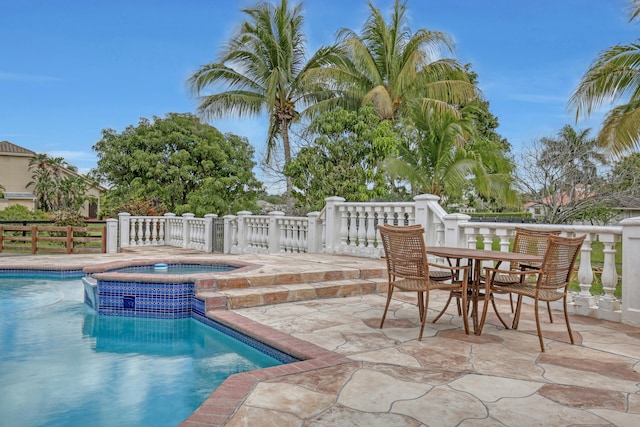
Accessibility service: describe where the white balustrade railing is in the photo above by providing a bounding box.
[457,222,623,322]
[117,212,215,252]
[112,194,640,327]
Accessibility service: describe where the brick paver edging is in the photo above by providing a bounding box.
[179,311,351,427]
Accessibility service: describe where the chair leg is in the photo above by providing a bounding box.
[547,302,554,323]
[512,295,524,329]
[509,293,514,313]
[563,296,575,345]
[380,285,394,329]
[432,292,454,323]
[419,291,429,340]
[490,296,510,329]
[534,297,545,352]
[460,284,470,334]
[417,292,426,322]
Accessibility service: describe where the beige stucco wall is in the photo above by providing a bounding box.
[0,153,32,193]
[0,152,102,218]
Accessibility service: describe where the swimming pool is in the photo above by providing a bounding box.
[0,276,283,427]
[110,262,239,275]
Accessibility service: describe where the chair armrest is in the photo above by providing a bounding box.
[428,263,471,272]
[429,263,470,283]
[484,266,542,285]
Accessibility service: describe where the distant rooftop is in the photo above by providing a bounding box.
[0,141,35,156]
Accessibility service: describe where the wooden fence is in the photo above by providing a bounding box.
[0,225,106,254]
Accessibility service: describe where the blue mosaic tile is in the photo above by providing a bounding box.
[0,269,85,278]
[191,311,299,364]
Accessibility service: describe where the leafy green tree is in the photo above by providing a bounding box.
[569,0,640,156]
[188,0,339,204]
[92,113,262,216]
[323,0,477,121]
[284,106,397,211]
[516,125,617,224]
[385,106,515,207]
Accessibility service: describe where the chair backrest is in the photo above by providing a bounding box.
[538,235,586,290]
[512,227,562,258]
[377,224,429,280]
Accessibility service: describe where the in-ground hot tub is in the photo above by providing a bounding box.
[82,259,257,318]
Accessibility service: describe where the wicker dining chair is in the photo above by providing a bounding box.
[377,224,471,340]
[486,227,562,324]
[482,234,585,352]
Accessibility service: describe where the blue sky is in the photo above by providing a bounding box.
[1,0,637,192]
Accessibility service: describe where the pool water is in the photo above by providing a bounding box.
[111,263,238,275]
[0,277,281,427]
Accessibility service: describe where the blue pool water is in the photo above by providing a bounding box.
[0,277,281,427]
[111,263,238,275]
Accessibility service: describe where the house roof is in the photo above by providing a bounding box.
[0,141,35,155]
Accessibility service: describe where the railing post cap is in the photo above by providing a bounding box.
[106,218,118,223]
[223,214,237,219]
[444,213,471,220]
[204,213,218,218]
[307,211,321,217]
[414,194,440,201]
[325,196,346,202]
[268,211,285,216]
[182,213,195,218]
[620,217,640,226]
[237,210,252,215]
[118,212,131,217]
[164,213,176,217]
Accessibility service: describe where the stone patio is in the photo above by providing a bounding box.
[2,248,639,426]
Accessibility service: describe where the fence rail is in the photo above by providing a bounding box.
[0,224,106,254]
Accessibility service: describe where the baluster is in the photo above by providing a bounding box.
[405,206,415,225]
[143,219,150,245]
[129,218,137,246]
[497,228,510,252]
[466,228,478,249]
[151,218,158,245]
[600,235,620,304]
[357,207,366,250]
[231,220,239,253]
[261,219,269,252]
[278,219,287,253]
[339,207,349,251]
[158,219,165,245]
[136,219,143,246]
[366,208,376,254]
[577,234,594,297]
[349,209,359,252]
[299,221,307,253]
[435,222,444,247]
[292,220,300,252]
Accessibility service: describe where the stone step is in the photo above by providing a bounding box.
[197,278,388,310]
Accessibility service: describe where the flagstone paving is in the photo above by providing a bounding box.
[2,248,640,426]
[200,291,640,427]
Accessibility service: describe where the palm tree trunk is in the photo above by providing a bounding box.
[281,120,294,212]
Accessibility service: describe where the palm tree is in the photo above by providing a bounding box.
[568,0,640,157]
[323,0,478,121]
[384,106,515,206]
[188,0,339,204]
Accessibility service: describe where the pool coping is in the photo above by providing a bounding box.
[1,266,352,427]
[180,311,352,427]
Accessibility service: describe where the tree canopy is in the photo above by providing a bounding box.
[322,0,477,121]
[188,0,340,205]
[92,113,262,217]
[284,106,397,211]
[569,0,640,157]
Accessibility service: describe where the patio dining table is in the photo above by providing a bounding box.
[425,246,543,335]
